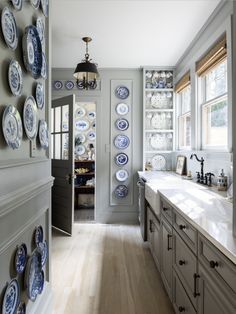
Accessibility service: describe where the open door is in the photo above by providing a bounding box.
[51,95,75,236]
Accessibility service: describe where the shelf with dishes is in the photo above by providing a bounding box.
[144,69,173,89]
[145,90,173,110]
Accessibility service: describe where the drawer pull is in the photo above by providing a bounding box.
[163,207,168,211]
[209,260,219,268]
[149,220,154,233]
[178,306,185,312]
[193,273,200,297]
[179,260,185,266]
[179,224,186,230]
[167,234,172,251]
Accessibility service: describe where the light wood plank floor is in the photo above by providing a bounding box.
[52,223,174,314]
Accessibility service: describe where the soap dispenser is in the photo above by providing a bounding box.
[217,169,228,191]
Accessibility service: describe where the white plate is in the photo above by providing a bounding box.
[36,83,44,109]
[75,107,86,118]
[87,131,96,141]
[75,145,85,155]
[116,103,129,116]
[87,111,96,120]
[23,96,38,140]
[8,60,23,96]
[75,134,86,144]
[1,7,18,50]
[38,120,49,149]
[75,119,89,131]
[150,133,165,150]
[151,155,166,170]
[116,169,129,182]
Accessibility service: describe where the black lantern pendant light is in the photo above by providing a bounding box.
[73,37,99,90]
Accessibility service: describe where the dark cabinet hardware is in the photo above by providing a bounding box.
[149,220,153,233]
[65,174,72,184]
[178,306,185,312]
[193,273,200,297]
[179,260,185,266]
[209,260,219,268]
[167,234,172,251]
[179,224,186,230]
[163,207,168,211]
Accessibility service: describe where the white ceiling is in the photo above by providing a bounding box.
[51,0,221,69]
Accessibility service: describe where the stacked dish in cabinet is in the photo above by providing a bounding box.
[143,68,175,171]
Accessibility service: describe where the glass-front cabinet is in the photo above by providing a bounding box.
[143,68,175,170]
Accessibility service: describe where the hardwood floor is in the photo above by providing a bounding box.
[52,223,174,314]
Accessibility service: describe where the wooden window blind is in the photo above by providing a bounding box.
[196,34,227,76]
[175,71,190,93]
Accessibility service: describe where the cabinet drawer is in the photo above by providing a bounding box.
[173,230,198,308]
[173,270,196,314]
[174,211,197,253]
[198,234,236,294]
[161,198,173,224]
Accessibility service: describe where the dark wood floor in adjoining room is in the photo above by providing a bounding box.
[52,223,174,314]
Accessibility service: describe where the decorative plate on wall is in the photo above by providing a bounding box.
[22,25,42,79]
[115,86,129,99]
[115,169,129,182]
[16,302,26,314]
[36,83,44,109]
[75,107,86,118]
[115,118,129,131]
[30,0,40,9]
[92,122,96,129]
[114,185,128,198]
[75,133,86,145]
[2,279,20,314]
[2,105,23,150]
[151,154,166,171]
[53,80,63,90]
[8,60,23,97]
[23,96,38,140]
[87,111,96,120]
[34,225,43,245]
[11,0,23,11]
[87,131,96,141]
[15,243,27,274]
[38,120,49,149]
[65,80,74,90]
[114,134,130,149]
[75,144,86,156]
[115,153,128,166]
[116,103,129,116]
[75,119,89,131]
[41,52,47,79]
[38,241,48,267]
[36,17,45,44]
[1,7,18,50]
[41,0,49,17]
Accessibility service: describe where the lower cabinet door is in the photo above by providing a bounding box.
[161,217,173,301]
[173,270,196,314]
[152,218,161,271]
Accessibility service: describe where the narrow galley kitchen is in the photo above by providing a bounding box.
[50,1,236,314]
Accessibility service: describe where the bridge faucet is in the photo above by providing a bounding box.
[190,154,205,184]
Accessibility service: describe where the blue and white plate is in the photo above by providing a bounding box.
[34,225,43,245]
[37,270,44,294]
[53,80,63,90]
[2,105,23,150]
[2,279,20,314]
[75,134,86,144]
[116,103,129,116]
[115,153,128,166]
[15,243,27,274]
[8,60,23,97]
[22,25,42,79]
[38,120,49,149]
[76,80,84,90]
[115,118,129,131]
[36,17,44,44]
[116,169,129,182]
[11,0,23,11]
[38,241,48,267]
[65,80,74,90]
[75,106,86,118]
[87,111,96,120]
[40,0,49,17]
[92,122,96,129]
[115,86,129,99]
[1,7,18,50]
[16,302,26,314]
[75,119,89,131]
[41,52,47,79]
[87,131,96,141]
[30,0,40,9]
[114,135,130,149]
[23,96,38,140]
[114,185,128,198]
[36,83,44,109]
[75,144,85,156]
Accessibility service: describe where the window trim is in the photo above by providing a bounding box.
[178,111,191,150]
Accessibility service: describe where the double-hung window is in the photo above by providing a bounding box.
[176,71,191,150]
[196,35,227,150]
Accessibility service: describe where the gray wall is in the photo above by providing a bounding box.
[0,1,52,313]
[52,68,143,223]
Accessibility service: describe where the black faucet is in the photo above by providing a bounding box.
[190,154,205,184]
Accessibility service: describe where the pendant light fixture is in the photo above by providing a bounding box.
[73,37,99,90]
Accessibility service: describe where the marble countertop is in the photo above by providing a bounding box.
[138,171,236,265]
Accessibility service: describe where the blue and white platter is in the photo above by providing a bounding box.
[75,106,86,118]
[34,225,43,245]
[65,80,75,90]
[36,17,45,44]
[115,118,129,131]
[1,7,18,50]
[76,80,84,90]
[16,302,26,314]
[24,248,43,301]
[87,131,96,141]
[38,120,49,149]
[116,169,129,182]
[115,153,128,166]
[41,0,49,17]
[2,105,22,150]
[115,86,129,99]
[75,134,86,145]
[2,279,20,314]
[15,243,27,274]
[36,82,44,109]
[41,52,47,79]
[114,185,128,199]
[38,240,48,267]
[30,0,40,9]
[8,60,23,97]
[22,25,42,79]
[114,134,130,149]
[75,119,89,131]
[75,144,85,156]
[87,111,96,120]
[53,80,63,90]
[116,103,129,116]
[23,96,38,140]
[11,0,23,11]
